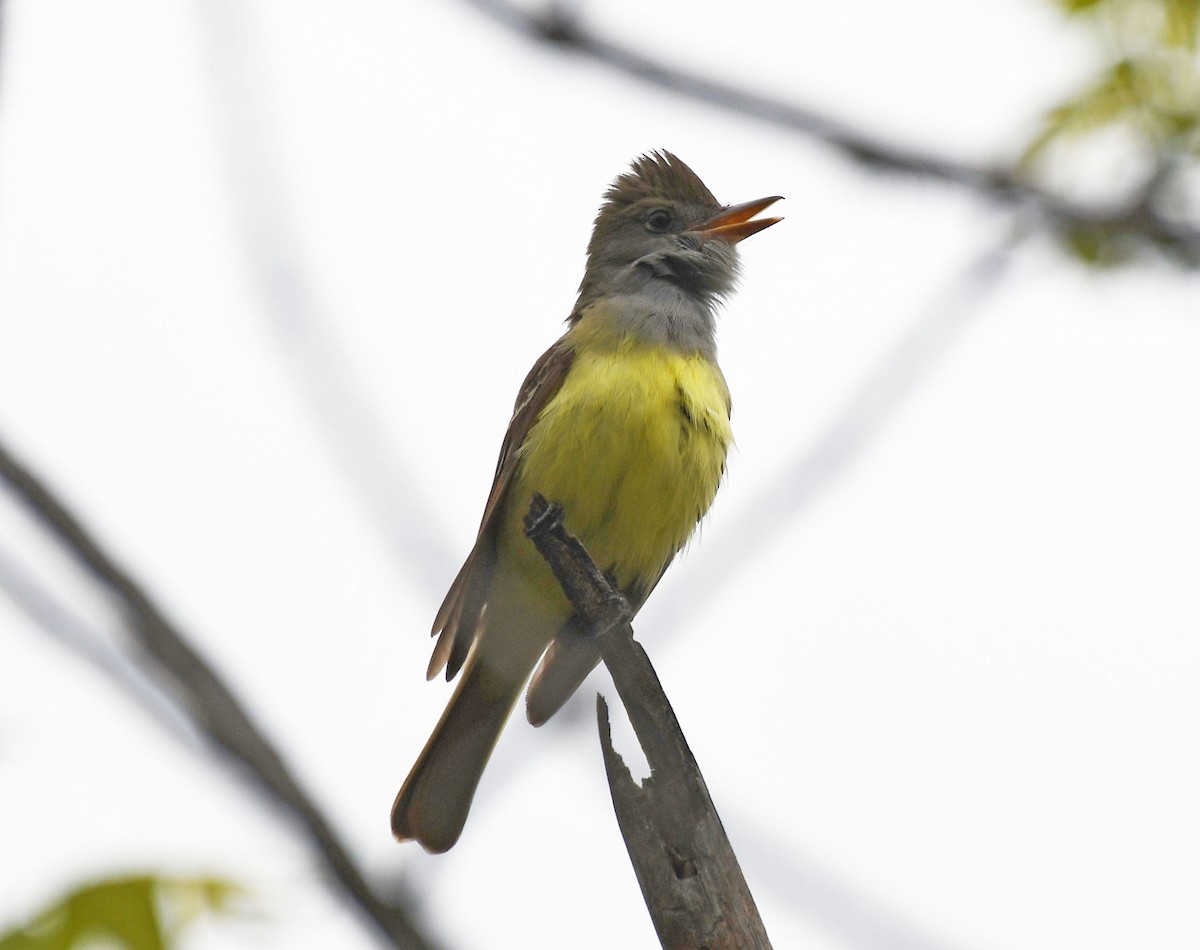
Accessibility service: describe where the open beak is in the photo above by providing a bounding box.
[690,196,783,243]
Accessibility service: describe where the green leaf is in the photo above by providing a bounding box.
[1057,223,1134,266]
[0,875,247,950]
[1020,46,1200,168]
[1163,0,1200,49]
[1021,60,1143,166]
[1056,0,1109,13]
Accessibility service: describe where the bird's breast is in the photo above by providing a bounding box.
[507,341,732,594]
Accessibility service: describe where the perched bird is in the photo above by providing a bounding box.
[392,151,781,853]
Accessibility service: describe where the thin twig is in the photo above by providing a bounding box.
[0,436,437,950]
[459,0,1200,259]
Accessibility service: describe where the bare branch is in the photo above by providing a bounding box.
[0,435,438,950]
[524,494,771,949]
[459,0,1200,260]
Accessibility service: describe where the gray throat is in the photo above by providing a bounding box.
[577,265,720,359]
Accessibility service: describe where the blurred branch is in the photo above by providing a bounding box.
[729,816,974,950]
[0,435,438,950]
[460,0,1200,261]
[0,540,202,746]
[658,229,1022,638]
[523,494,771,949]
[198,0,455,590]
[734,234,1019,570]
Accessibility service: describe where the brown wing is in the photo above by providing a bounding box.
[426,337,576,681]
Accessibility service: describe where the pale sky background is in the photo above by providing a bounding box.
[1,1,1198,949]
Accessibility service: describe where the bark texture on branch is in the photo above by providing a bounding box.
[524,493,771,949]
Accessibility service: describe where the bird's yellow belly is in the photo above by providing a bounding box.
[500,344,732,606]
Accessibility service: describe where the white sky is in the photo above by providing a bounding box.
[1,1,1198,949]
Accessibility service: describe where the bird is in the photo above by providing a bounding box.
[391,151,781,853]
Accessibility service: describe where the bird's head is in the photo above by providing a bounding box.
[575,151,781,315]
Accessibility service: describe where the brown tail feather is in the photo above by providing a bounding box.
[391,645,525,853]
[394,569,561,852]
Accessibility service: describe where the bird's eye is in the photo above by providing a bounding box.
[645,209,673,233]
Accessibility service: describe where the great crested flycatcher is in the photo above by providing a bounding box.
[392,151,781,853]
